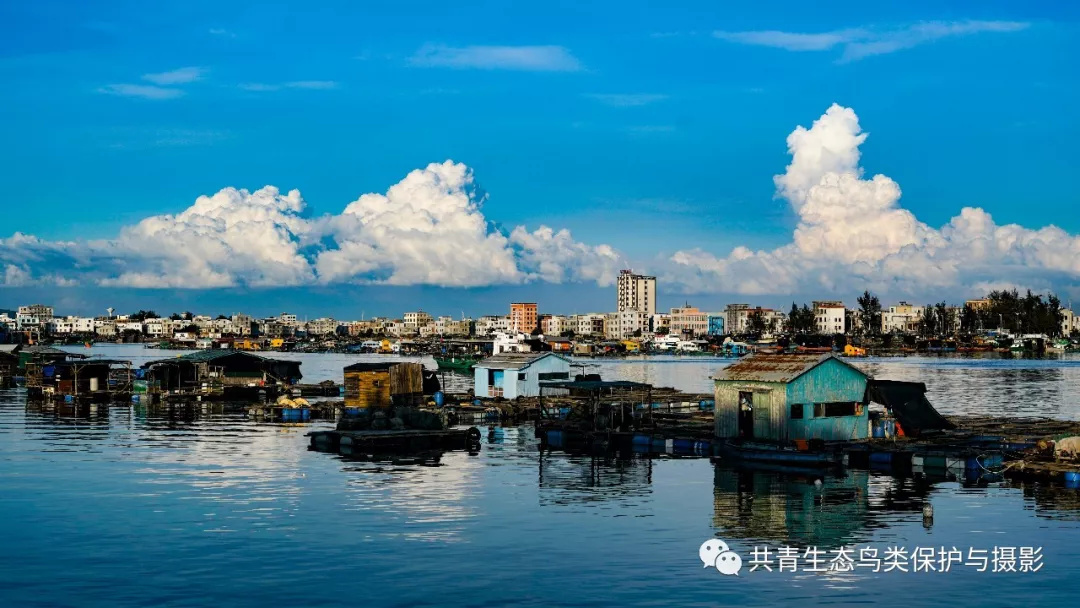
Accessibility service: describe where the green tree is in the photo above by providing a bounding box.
[856,291,882,337]
[129,310,159,322]
[748,308,768,336]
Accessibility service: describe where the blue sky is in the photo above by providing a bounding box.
[2,1,1079,318]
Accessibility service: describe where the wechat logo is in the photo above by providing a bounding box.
[700,538,743,576]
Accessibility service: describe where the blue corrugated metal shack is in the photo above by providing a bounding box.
[714,353,869,441]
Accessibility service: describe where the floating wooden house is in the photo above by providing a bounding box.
[474,353,571,399]
[143,350,302,397]
[41,359,134,401]
[342,361,425,408]
[714,353,869,442]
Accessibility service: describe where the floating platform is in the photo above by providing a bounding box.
[308,428,479,456]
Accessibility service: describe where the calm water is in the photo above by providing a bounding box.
[2,346,1080,607]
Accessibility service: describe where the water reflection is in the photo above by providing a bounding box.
[537,451,653,508]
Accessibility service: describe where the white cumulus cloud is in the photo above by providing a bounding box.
[1,162,623,290]
[670,104,1080,297]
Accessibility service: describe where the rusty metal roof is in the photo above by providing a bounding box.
[713,353,865,383]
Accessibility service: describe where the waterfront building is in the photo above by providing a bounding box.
[16,304,53,330]
[813,301,846,334]
[724,304,751,335]
[708,315,725,336]
[473,353,570,399]
[1062,308,1076,336]
[614,310,650,340]
[403,311,433,333]
[670,305,709,338]
[650,313,671,335]
[965,299,991,311]
[509,302,538,334]
[616,270,656,315]
[307,317,340,336]
[881,302,925,334]
[541,315,570,336]
[475,315,511,337]
[714,353,869,441]
[574,313,607,338]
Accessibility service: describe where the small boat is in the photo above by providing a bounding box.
[435,355,481,373]
[715,440,841,466]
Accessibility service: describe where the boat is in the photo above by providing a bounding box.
[715,440,841,466]
[435,355,481,373]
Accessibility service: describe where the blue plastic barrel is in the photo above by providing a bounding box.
[433,391,445,406]
[473,399,482,406]
[872,419,886,438]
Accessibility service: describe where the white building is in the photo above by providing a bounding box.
[403,311,434,333]
[881,302,925,334]
[475,315,511,337]
[1062,308,1076,336]
[613,310,650,340]
[813,301,846,334]
[493,332,531,354]
[574,313,607,338]
[724,304,751,334]
[541,315,571,336]
[473,353,571,399]
[650,313,671,335]
[17,304,53,330]
[617,270,656,315]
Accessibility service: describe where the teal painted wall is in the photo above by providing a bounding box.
[785,358,868,441]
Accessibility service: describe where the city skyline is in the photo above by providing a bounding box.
[3,2,1080,313]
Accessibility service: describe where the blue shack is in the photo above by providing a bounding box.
[473,353,571,399]
[713,353,869,441]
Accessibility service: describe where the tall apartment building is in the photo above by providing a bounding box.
[617,270,656,315]
[509,302,538,334]
[813,301,846,334]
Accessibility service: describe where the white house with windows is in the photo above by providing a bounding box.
[473,353,571,399]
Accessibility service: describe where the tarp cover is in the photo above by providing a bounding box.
[867,379,956,436]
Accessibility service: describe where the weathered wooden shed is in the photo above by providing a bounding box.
[714,353,869,442]
[343,361,425,408]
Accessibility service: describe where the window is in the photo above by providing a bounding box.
[518,372,527,381]
[790,403,804,419]
[814,402,857,417]
[539,372,570,380]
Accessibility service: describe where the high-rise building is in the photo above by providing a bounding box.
[509,302,538,334]
[617,270,656,315]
